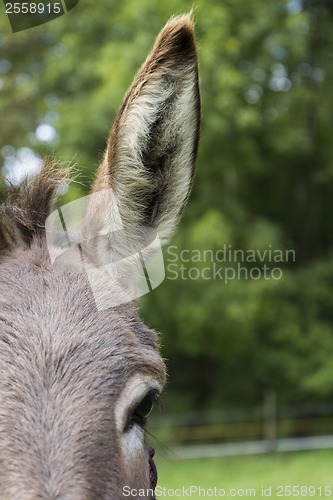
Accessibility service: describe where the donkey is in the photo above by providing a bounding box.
[0,14,200,500]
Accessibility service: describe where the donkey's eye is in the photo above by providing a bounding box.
[125,390,160,431]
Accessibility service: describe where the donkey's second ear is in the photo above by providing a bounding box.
[89,14,200,249]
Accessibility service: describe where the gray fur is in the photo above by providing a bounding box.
[0,13,200,499]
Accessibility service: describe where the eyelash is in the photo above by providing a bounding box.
[124,390,162,432]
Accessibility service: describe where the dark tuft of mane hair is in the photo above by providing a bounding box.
[0,160,68,253]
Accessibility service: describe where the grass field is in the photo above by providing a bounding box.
[155,450,333,499]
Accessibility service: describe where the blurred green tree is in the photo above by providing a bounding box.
[2,0,333,411]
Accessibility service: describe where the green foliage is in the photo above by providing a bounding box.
[2,0,333,411]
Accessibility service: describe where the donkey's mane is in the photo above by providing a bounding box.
[0,161,67,254]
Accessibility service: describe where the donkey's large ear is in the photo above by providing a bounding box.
[88,14,200,251]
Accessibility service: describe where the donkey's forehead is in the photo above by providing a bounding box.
[0,248,166,389]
